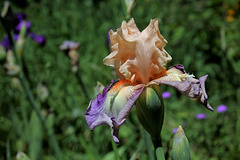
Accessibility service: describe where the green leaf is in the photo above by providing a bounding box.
[156,147,165,160]
[29,111,42,160]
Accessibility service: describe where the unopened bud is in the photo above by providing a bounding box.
[171,126,191,160]
[136,84,164,147]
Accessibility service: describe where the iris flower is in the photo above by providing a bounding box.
[85,18,213,143]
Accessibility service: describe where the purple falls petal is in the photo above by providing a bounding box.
[85,80,144,143]
[153,65,213,111]
[158,75,213,111]
[168,64,186,73]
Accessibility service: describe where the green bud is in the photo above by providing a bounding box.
[136,84,164,148]
[171,126,191,160]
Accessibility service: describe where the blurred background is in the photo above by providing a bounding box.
[0,0,240,159]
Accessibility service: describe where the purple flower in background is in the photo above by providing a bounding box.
[59,40,80,55]
[0,34,19,49]
[162,91,171,98]
[15,21,31,32]
[1,11,46,49]
[196,113,207,120]
[172,128,178,133]
[0,37,11,49]
[217,104,227,113]
[13,12,30,33]
[28,33,46,46]
[59,41,80,51]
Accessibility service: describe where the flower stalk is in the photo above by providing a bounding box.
[59,40,90,100]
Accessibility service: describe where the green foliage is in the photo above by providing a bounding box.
[0,0,240,159]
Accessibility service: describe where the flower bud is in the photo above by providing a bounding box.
[136,84,164,147]
[171,126,191,160]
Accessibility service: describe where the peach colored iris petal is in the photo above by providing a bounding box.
[103,18,172,84]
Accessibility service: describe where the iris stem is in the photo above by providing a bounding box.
[143,130,155,160]
[76,70,90,100]
[152,138,164,160]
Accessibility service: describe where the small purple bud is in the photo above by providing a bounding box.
[196,113,207,120]
[172,128,178,133]
[217,104,227,113]
[162,91,171,98]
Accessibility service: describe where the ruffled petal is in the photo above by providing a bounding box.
[85,80,144,143]
[103,18,172,84]
[152,65,213,111]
